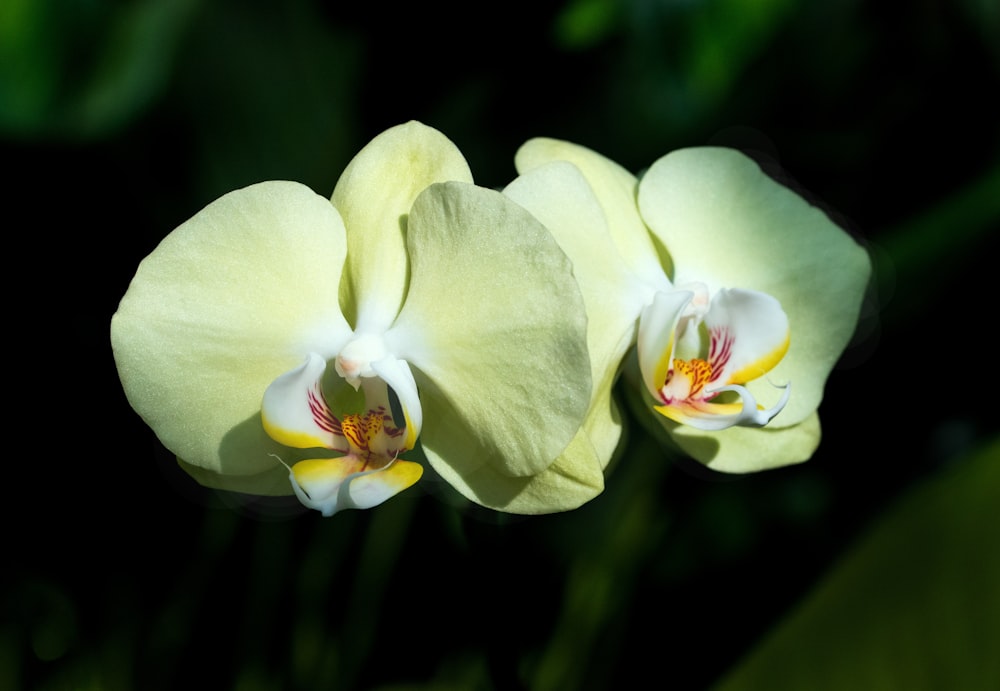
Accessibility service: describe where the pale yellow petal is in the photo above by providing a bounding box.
[111,181,352,482]
[333,121,474,332]
[515,137,669,290]
[427,427,606,514]
[387,182,592,481]
[503,160,642,472]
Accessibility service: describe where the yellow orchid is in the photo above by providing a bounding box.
[508,141,871,472]
[111,122,596,515]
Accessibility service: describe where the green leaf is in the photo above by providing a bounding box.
[0,0,195,139]
[712,436,1000,691]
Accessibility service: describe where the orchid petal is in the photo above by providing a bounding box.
[638,147,871,426]
[581,362,627,472]
[387,181,591,487]
[515,138,670,291]
[503,160,645,474]
[111,181,353,484]
[333,121,473,333]
[429,426,606,514]
[503,160,647,374]
[288,456,423,517]
[457,301,627,512]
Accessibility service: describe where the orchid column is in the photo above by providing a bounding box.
[111,122,598,516]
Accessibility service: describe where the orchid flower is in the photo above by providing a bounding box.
[507,142,870,472]
[111,122,598,516]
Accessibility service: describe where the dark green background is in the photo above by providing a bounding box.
[5,1,998,689]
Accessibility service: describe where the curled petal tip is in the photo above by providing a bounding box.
[654,379,791,431]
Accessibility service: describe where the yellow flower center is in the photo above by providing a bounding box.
[337,408,406,470]
[661,357,713,403]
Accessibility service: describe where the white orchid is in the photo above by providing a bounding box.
[111,122,597,516]
[507,141,871,472]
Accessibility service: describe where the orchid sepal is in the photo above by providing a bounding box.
[334,121,474,333]
[515,137,670,290]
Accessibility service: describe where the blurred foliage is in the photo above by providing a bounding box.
[4,0,999,689]
[713,436,1000,691]
[0,0,196,138]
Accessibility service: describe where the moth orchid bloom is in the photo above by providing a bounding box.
[636,284,790,432]
[111,122,593,516]
[509,142,870,472]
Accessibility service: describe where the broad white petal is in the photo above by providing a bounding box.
[111,181,353,482]
[637,147,871,426]
[333,121,474,333]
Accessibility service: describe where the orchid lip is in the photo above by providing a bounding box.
[638,286,791,431]
[284,453,423,517]
[260,347,424,516]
